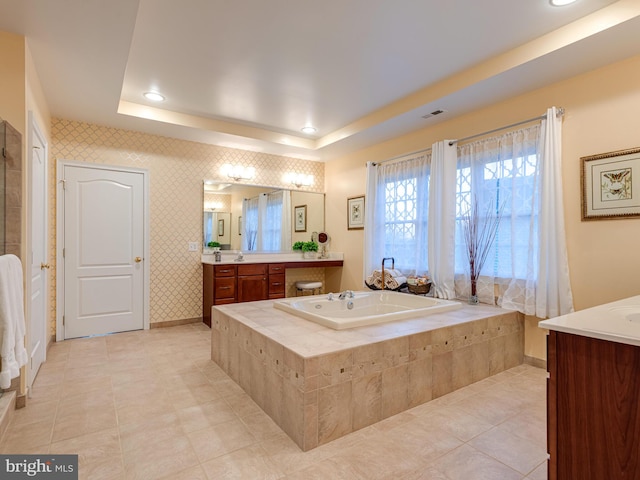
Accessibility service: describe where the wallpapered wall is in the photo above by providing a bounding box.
[49,118,324,334]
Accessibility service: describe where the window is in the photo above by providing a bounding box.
[455,126,541,286]
[364,155,430,277]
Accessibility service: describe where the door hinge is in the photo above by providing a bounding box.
[63,248,65,258]
[62,315,65,326]
[60,179,66,190]
[1,147,5,158]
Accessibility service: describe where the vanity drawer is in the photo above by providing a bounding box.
[269,263,285,275]
[268,274,285,298]
[238,264,267,276]
[214,277,236,300]
[214,265,236,277]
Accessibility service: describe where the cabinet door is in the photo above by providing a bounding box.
[238,274,268,302]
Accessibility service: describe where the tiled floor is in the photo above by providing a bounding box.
[0,323,548,480]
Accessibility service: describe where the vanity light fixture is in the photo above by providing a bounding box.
[221,164,256,182]
[301,126,317,134]
[549,0,577,6]
[143,91,165,102]
[285,172,314,188]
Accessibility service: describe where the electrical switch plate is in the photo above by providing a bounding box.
[188,242,199,252]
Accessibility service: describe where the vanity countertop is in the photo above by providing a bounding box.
[201,251,344,266]
[539,295,640,347]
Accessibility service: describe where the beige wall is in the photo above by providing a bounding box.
[49,120,325,331]
[1,31,52,396]
[325,53,640,362]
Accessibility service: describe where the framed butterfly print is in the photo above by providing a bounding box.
[581,146,640,220]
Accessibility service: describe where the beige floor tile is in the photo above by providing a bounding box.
[52,405,118,443]
[122,435,199,480]
[200,443,284,480]
[119,412,186,454]
[469,426,548,475]
[50,428,124,480]
[401,466,450,480]
[186,417,258,463]
[157,464,208,480]
[239,411,284,441]
[412,404,494,442]
[525,461,548,480]
[175,398,238,433]
[429,444,523,480]
[497,406,547,447]
[10,399,58,427]
[1,418,54,451]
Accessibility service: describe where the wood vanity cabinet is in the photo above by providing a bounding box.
[237,264,268,302]
[547,330,640,480]
[203,262,287,326]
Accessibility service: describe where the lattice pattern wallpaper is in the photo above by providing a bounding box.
[49,118,324,332]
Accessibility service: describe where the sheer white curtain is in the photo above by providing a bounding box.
[241,197,259,251]
[454,109,574,315]
[455,125,541,306]
[428,141,457,299]
[261,190,291,251]
[533,106,574,317]
[363,154,430,282]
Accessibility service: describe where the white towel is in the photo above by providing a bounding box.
[366,269,407,290]
[0,254,28,389]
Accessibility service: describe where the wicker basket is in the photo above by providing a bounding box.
[407,282,431,295]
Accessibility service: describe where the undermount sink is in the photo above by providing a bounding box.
[610,306,640,324]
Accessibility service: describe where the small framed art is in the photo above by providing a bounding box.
[347,195,365,230]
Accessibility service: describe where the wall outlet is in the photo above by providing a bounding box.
[188,242,199,252]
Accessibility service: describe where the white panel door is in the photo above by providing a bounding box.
[63,165,144,339]
[29,116,47,386]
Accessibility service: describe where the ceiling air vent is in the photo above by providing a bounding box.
[422,109,446,119]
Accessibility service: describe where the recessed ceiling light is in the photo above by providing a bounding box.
[143,91,165,102]
[550,0,578,6]
[301,126,317,134]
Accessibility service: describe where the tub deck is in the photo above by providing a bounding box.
[211,298,524,451]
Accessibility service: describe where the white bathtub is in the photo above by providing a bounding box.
[273,290,462,329]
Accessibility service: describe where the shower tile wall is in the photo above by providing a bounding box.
[2,120,22,259]
[50,119,325,334]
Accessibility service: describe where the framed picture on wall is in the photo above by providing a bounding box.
[295,205,307,232]
[347,195,365,230]
[581,146,640,220]
[218,219,224,236]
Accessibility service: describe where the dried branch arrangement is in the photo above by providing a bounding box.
[461,197,504,302]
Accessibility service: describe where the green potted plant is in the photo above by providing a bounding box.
[302,241,318,259]
[207,241,221,252]
[292,241,305,251]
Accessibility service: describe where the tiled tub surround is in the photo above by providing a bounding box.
[211,300,524,451]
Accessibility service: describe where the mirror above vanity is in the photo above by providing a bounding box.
[203,181,325,252]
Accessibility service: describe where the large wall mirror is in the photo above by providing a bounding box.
[203,181,325,252]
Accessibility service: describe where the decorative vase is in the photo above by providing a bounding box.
[303,251,317,259]
[469,278,479,305]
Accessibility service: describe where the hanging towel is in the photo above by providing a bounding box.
[0,254,28,389]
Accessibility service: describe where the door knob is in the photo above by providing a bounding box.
[134,257,142,263]
[40,263,50,270]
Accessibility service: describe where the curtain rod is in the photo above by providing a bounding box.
[449,107,564,146]
[371,147,432,166]
[372,107,565,166]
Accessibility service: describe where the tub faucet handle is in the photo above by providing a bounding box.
[327,293,334,301]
